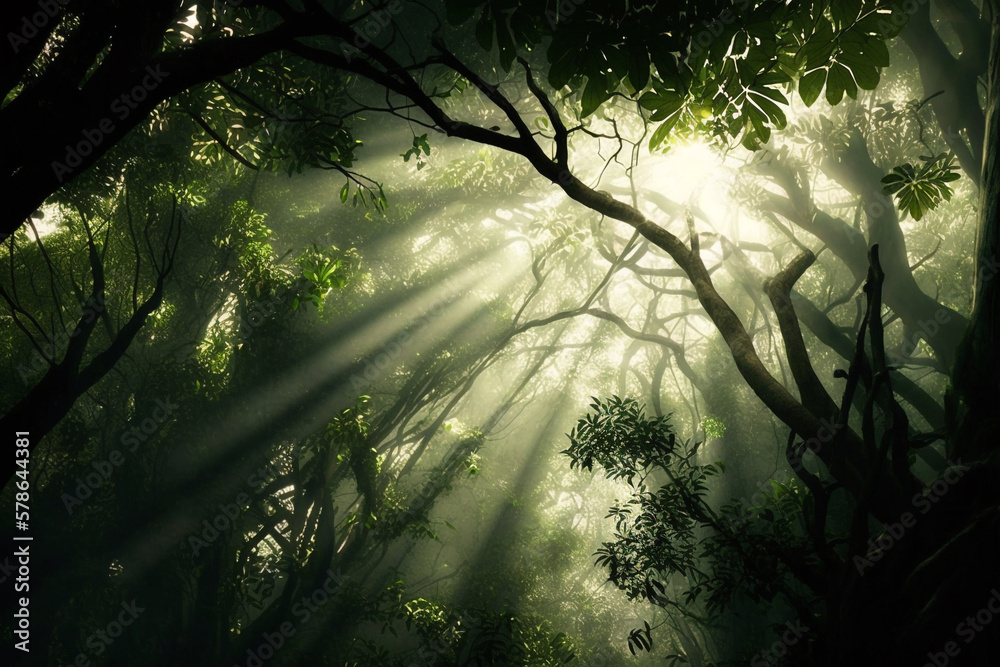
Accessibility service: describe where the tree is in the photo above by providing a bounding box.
[3,0,998,662]
[0,0,918,508]
[4,101,650,663]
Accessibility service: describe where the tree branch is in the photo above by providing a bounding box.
[765,251,839,419]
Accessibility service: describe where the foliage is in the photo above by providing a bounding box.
[448,0,895,150]
[565,398,724,609]
[391,595,580,666]
[221,200,278,296]
[2,0,991,664]
[566,397,816,654]
[185,56,363,176]
[400,133,433,170]
[700,416,727,440]
[438,146,534,196]
[292,244,360,311]
[880,152,962,220]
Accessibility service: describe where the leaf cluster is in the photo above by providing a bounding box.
[446,0,896,151]
[292,244,360,311]
[880,152,961,221]
[565,397,818,654]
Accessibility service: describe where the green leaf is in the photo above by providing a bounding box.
[648,113,680,152]
[548,55,577,90]
[580,75,611,117]
[509,9,539,46]
[769,479,790,498]
[831,0,863,26]
[749,88,787,129]
[475,10,493,51]
[880,154,961,220]
[495,12,517,71]
[602,45,628,81]
[826,62,853,105]
[547,24,581,65]
[650,41,683,90]
[415,133,431,155]
[866,36,891,68]
[851,63,879,90]
[626,47,651,92]
[756,71,790,86]
[802,19,835,69]
[838,50,880,90]
[638,91,666,111]
[745,104,770,143]
[339,182,349,203]
[753,86,788,106]
[649,96,684,122]
[799,68,826,107]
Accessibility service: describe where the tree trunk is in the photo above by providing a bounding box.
[952,3,1000,462]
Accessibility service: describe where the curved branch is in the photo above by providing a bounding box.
[765,251,839,420]
[517,56,568,168]
[0,204,181,484]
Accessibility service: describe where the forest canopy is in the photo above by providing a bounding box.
[2,0,999,665]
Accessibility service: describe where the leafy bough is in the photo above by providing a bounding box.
[564,396,815,655]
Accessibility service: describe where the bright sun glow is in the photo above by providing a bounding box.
[637,141,773,246]
[651,142,725,203]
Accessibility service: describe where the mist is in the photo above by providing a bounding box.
[2,1,998,665]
